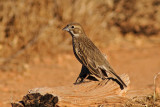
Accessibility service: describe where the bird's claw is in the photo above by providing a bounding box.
[97,78,110,87]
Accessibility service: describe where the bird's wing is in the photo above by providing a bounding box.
[87,58,103,78]
[75,47,102,78]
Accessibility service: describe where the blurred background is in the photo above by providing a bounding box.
[0,0,160,106]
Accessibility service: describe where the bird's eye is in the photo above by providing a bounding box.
[71,26,74,28]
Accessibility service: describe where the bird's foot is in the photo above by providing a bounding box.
[98,79,110,86]
[96,77,112,88]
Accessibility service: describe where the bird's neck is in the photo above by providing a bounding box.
[69,31,86,38]
[72,36,80,49]
[72,36,77,45]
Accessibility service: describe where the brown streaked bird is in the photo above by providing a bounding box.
[63,23,127,89]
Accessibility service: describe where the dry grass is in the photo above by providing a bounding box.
[125,94,160,107]
[0,0,160,71]
[124,72,160,107]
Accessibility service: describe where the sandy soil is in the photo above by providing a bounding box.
[0,45,160,107]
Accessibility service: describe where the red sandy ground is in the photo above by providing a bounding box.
[0,45,160,107]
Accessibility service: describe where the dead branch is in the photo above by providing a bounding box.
[12,74,130,107]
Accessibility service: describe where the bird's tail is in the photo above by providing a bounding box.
[100,66,127,88]
[109,70,127,88]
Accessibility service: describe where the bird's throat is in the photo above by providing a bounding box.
[69,31,80,37]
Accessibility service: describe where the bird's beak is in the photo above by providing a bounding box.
[62,26,69,31]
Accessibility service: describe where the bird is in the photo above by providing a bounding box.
[63,23,127,89]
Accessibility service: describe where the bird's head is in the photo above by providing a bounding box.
[63,23,85,37]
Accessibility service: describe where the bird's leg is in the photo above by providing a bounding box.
[97,68,105,80]
[98,77,112,86]
[92,68,108,87]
